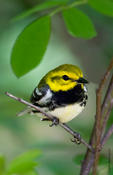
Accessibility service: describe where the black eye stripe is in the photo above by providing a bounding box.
[62,75,69,81]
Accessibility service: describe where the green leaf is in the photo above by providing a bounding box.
[62,7,97,39]
[7,150,42,174]
[88,0,113,17]
[8,161,37,174]
[0,155,5,174]
[11,16,51,77]
[12,0,68,22]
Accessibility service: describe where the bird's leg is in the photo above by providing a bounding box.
[71,132,81,144]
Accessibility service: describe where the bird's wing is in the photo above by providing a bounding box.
[30,87,43,104]
[31,86,52,107]
[17,87,43,116]
[18,85,52,116]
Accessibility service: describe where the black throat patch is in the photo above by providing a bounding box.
[52,84,87,106]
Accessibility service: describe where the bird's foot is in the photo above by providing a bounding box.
[41,117,59,127]
[49,117,59,127]
[71,132,81,144]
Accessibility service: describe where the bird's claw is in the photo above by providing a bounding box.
[41,117,59,127]
[71,133,81,144]
[49,117,59,127]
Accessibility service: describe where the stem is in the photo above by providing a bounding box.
[80,58,113,175]
[92,89,101,175]
[60,123,93,151]
[93,60,113,174]
[49,0,88,16]
[101,99,113,136]
[101,75,113,134]
[101,124,113,149]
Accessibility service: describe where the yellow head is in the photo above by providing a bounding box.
[38,64,88,92]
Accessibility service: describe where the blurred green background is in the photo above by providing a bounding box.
[0,0,113,174]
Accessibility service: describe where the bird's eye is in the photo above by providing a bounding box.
[62,75,69,81]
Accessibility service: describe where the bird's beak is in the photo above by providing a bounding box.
[77,77,88,84]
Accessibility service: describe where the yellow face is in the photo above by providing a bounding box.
[42,64,87,92]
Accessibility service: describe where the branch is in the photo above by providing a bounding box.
[101,75,113,115]
[91,60,113,175]
[101,75,113,134]
[97,58,113,96]
[93,58,113,175]
[80,58,113,175]
[81,98,113,175]
[5,92,93,152]
[92,88,101,175]
[101,124,113,149]
[101,98,113,136]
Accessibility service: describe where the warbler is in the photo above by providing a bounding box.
[18,64,88,126]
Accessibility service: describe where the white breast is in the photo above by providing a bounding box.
[48,103,84,123]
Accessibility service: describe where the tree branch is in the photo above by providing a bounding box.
[101,75,113,116]
[101,124,113,149]
[93,58,113,175]
[5,92,93,152]
[92,88,101,175]
[101,98,113,136]
[80,58,113,175]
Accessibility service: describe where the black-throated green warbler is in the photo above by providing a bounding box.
[18,64,88,126]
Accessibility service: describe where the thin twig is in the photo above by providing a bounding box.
[101,75,113,116]
[92,60,113,175]
[60,123,93,151]
[92,90,101,175]
[81,74,113,175]
[101,100,113,136]
[101,75,113,134]
[80,58,113,175]
[101,124,113,149]
[5,92,93,152]
[97,59,113,95]
[80,125,96,175]
[93,58,113,175]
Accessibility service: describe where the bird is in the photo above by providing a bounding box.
[18,64,88,126]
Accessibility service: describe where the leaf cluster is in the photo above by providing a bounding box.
[11,0,113,77]
[0,150,41,175]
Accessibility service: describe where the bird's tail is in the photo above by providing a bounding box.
[17,106,33,116]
